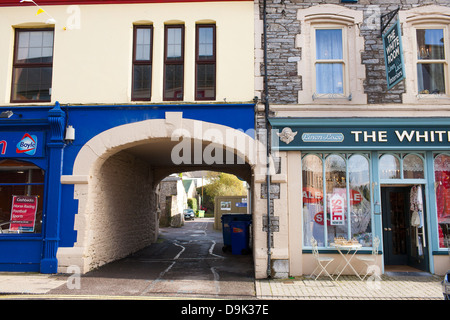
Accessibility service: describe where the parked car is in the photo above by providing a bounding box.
[442,270,450,300]
[183,209,195,220]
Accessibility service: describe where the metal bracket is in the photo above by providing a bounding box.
[380,6,400,37]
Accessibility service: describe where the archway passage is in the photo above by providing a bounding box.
[59,115,261,274]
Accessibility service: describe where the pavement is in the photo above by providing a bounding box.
[0,218,445,300]
[0,271,445,300]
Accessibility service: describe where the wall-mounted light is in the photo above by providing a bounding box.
[65,125,75,143]
[0,111,13,118]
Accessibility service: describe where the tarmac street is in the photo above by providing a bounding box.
[0,217,446,301]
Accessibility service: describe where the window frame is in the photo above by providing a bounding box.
[163,24,185,101]
[414,25,450,97]
[302,152,374,249]
[312,26,347,98]
[195,24,216,101]
[10,28,54,103]
[131,25,153,101]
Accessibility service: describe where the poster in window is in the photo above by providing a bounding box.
[10,195,38,232]
[330,193,345,226]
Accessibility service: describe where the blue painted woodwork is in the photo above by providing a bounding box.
[0,102,255,272]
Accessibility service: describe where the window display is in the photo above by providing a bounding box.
[302,153,373,248]
[0,160,44,234]
[435,154,450,248]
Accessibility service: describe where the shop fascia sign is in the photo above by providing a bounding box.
[272,122,450,150]
[0,132,44,157]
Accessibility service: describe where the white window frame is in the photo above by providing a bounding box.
[312,25,348,99]
[297,4,366,105]
[414,25,449,97]
[400,5,450,104]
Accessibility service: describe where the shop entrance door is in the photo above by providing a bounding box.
[381,187,428,271]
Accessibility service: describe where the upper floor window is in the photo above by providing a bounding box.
[314,28,344,95]
[401,5,450,104]
[195,24,216,100]
[164,25,184,101]
[297,5,366,105]
[132,25,153,101]
[11,28,54,103]
[416,28,447,95]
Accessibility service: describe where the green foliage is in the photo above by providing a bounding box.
[198,172,246,212]
[187,197,198,212]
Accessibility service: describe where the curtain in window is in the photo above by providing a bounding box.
[315,29,344,94]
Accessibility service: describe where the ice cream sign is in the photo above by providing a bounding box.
[0,132,44,157]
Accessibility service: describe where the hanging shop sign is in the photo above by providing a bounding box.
[382,20,405,89]
[0,132,44,157]
[10,195,38,232]
[271,119,450,150]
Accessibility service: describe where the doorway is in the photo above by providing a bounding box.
[381,186,428,272]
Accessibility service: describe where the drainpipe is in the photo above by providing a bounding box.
[262,0,272,278]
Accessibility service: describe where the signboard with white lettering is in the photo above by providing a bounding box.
[383,20,405,89]
[10,195,38,232]
[330,194,345,226]
[272,120,450,150]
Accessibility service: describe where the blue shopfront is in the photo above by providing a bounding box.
[271,117,450,274]
[0,102,255,273]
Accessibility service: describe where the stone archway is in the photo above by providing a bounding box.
[58,112,264,273]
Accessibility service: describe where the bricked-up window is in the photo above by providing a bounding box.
[11,29,54,103]
[314,28,345,95]
[416,29,446,95]
[164,25,184,101]
[195,25,216,100]
[132,25,153,101]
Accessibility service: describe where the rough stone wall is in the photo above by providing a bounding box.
[85,151,156,270]
[259,0,450,105]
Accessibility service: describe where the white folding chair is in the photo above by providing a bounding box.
[310,237,335,281]
[357,236,381,280]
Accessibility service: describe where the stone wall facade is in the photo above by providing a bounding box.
[85,151,157,271]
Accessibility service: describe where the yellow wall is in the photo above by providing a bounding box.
[0,2,254,105]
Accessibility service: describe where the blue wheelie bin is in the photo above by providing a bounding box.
[221,214,252,252]
[230,220,251,255]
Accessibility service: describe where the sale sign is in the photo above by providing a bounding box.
[330,194,345,226]
[10,195,38,232]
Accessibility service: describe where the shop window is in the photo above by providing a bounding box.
[164,25,184,101]
[416,28,447,95]
[302,153,373,248]
[434,154,450,249]
[132,25,153,101]
[195,24,216,100]
[11,28,54,103]
[380,153,425,180]
[0,160,44,234]
[403,154,425,179]
[379,154,400,179]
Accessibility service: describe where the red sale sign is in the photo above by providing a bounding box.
[10,195,38,232]
[330,194,345,226]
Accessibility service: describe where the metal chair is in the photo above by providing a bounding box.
[310,237,335,281]
[356,236,381,280]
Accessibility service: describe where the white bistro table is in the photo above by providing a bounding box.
[331,242,363,280]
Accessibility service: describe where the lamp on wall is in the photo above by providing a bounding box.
[65,125,75,143]
[0,111,13,118]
